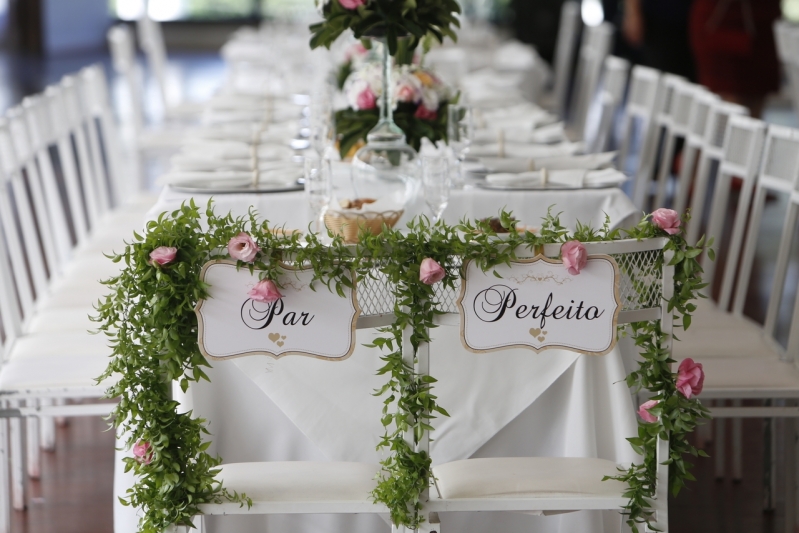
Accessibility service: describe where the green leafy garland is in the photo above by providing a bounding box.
[96,201,710,533]
[310,0,461,55]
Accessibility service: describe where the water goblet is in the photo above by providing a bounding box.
[304,154,331,233]
[422,155,451,223]
[447,104,473,188]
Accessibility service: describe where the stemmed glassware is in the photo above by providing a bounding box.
[421,155,450,223]
[447,104,473,188]
[304,154,332,233]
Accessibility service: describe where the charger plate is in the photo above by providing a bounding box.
[171,178,303,194]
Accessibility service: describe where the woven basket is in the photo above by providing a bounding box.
[324,210,403,243]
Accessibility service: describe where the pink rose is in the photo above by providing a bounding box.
[132,441,153,465]
[419,258,446,285]
[414,105,438,121]
[356,87,377,110]
[346,42,368,61]
[248,279,282,303]
[228,232,261,263]
[651,208,681,235]
[561,240,587,276]
[149,246,177,266]
[339,0,365,8]
[637,400,659,423]
[676,358,705,398]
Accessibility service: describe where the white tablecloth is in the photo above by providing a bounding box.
[116,180,641,533]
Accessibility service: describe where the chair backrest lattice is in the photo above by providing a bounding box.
[585,56,630,153]
[617,65,661,180]
[108,25,146,136]
[136,15,171,112]
[774,20,799,117]
[551,1,582,119]
[568,22,614,137]
[674,88,719,214]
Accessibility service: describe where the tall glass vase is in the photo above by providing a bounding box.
[351,37,419,210]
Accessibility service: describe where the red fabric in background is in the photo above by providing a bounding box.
[690,0,781,97]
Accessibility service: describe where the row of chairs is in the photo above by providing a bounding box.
[0,65,155,531]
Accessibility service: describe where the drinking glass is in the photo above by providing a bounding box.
[421,155,450,223]
[304,154,331,233]
[447,104,473,188]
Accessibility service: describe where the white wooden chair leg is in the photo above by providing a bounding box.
[764,415,777,511]
[784,417,797,533]
[8,402,25,511]
[732,400,742,482]
[39,404,56,451]
[697,399,713,448]
[25,412,40,479]
[715,417,726,480]
[55,398,67,427]
[0,416,10,533]
[418,512,440,533]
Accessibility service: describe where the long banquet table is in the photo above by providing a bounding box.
[114,23,643,533]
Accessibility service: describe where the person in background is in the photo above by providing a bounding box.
[622,0,696,80]
[690,0,781,118]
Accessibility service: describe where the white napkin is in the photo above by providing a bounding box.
[532,151,617,170]
[472,122,567,145]
[169,155,298,173]
[486,169,586,187]
[469,141,584,159]
[179,140,294,161]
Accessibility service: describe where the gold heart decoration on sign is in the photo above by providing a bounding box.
[268,332,280,343]
[276,341,285,347]
[529,328,541,337]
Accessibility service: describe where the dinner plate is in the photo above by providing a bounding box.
[475,181,623,191]
[171,178,303,194]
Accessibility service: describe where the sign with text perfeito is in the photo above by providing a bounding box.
[457,255,621,355]
[196,260,360,361]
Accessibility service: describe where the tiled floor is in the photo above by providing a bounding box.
[2,46,798,533]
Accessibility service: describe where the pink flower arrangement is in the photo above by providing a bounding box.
[248,279,283,303]
[651,208,681,235]
[149,246,177,266]
[676,358,705,398]
[339,0,366,9]
[637,400,659,423]
[228,232,261,263]
[356,87,377,110]
[561,240,587,275]
[414,105,438,121]
[419,258,446,285]
[132,441,153,464]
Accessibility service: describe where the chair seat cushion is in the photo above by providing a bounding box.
[673,309,780,360]
[0,351,110,392]
[216,462,381,502]
[687,357,799,395]
[432,457,626,500]
[26,308,98,334]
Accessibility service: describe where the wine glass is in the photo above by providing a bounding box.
[422,155,450,223]
[447,104,473,188]
[304,154,331,233]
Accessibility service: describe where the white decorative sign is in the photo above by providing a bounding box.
[457,256,620,355]
[196,260,360,361]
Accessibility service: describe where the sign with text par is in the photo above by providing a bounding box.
[196,260,360,361]
[457,255,621,355]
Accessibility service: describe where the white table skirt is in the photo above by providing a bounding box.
[116,185,641,533]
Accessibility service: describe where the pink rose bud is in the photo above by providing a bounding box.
[228,232,261,263]
[248,279,283,303]
[637,400,659,423]
[356,87,377,110]
[676,358,705,398]
[414,105,438,121]
[651,208,681,235]
[149,246,177,266]
[339,0,366,9]
[419,258,446,285]
[561,240,587,276]
[132,441,153,465]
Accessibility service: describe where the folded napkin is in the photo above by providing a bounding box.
[469,141,584,159]
[180,140,294,161]
[169,155,298,173]
[485,168,626,188]
[478,152,616,174]
[472,122,566,145]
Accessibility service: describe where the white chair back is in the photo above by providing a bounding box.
[703,115,766,299]
[685,100,750,246]
[568,22,614,136]
[617,65,661,180]
[585,55,629,153]
[107,24,146,136]
[673,88,719,214]
[732,126,799,357]
[137,15,172,111]
[774,20,799,117]
[551,1,581,119]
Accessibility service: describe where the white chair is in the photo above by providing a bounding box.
[617,65,661,189]
[549,1,582,119]
[674,124,799,521]
[584,55,630,154]
[652,79,699,209]
[774,20,799,117]
[672,87,719,215]
[684,100,750,246]
[568,22,614,137]
[419,238,674,532]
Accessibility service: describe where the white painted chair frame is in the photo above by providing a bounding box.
[551,1,581,119]
[585,55,630,154]
[568,22,614,138]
